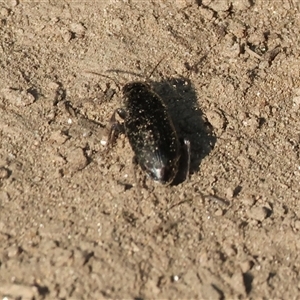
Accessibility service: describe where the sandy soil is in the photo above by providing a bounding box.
[0,0,300,299]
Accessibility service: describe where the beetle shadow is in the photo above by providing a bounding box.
[151,77,216,185]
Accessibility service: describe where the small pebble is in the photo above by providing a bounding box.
[226,187,234,198]
[0,167,10,179]
[240,260,253,273]
[232,0,252,10]
[62,30,73,43]
[0,191,10,202]
[242,116,260,130]
[202,0,231,11]
[100,139,107,146]
[228,20,246,38]
[206,109,227,130]
[7,245,20,258]
[1,88,35,107]
[215,208,224,216]
[70,22,86,37]
[49,130,69,145]
[223,243,237,256]
[247,206,269,221]
[66,148,88,174]
[10,0,19,6]
[0,284,37,299]
[229,270,246,295]
[241,196,256,207]
[293,96,300,106]
[0,7,9,17]
[48,81,60,90]
[198,7,214,20]
[294,219,300,231]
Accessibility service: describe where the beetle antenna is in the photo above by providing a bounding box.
[106,69,143,79]
[146,56,166,81]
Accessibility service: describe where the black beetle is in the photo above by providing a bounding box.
[108,79,190,185]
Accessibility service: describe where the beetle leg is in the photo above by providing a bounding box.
[107,108,127,146]
[172,138,191,185]
[183,138,191,181]
[116,108,127,119]
[132,155,139,184]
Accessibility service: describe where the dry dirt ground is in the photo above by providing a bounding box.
[0,0,300,299]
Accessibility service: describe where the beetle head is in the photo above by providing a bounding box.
[122,82,150,96]
[141,156,179,185]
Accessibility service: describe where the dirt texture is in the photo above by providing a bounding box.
[0,0,300,299]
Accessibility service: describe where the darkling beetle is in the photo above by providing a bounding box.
[95,60,190,185]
